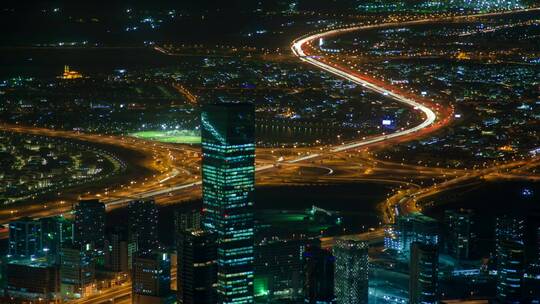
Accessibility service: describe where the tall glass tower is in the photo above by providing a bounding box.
[201,103,255,304]
[334,239,369,304]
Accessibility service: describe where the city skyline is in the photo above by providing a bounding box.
[1,1,540,303]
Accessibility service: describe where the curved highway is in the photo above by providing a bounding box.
[289,7,540,159]
[290,24,438,161]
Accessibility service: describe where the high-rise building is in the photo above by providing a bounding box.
[304,246,336,304]
[5,258,60,302]
[334,239,369,304]
[496,239,525,303]
[175,209,202,233]
[132,252,173,304]
[254,238,318,302]
[409,242,439,304]
[177,229,217,304]
[8,217,42,259]
[40,216,73,263]
[444,209,474,260]
[496,215,525,244]
[104,227,132,273]
[60,245,96,299]
[524,225,540,301]
[201,103,255,304]
[74,199,105,250]
[385,212,439,255]
[128,199,159,255]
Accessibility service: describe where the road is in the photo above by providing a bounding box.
[68,284,131,304]
[3,8,539,227]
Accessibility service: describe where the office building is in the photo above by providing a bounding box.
[175,209,202,233]
[495,215,525,252]
[5,258,60,302]
[303,246,336,304]
[409,242,439,304]
[177,229,217,304]
[8,217,42,259]
[60,245,96,299]
[444,209,475,260]
[385,212,439,255]
[334,239,369,304]
[104,227,132,273]
[254,238,319,302]
[496,239,525,303]
[201,103,255,303]
[41,216,73,263]
[128,199,159,255]
[132,252,173,304]
[74,199,106,250]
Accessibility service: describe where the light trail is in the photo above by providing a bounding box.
[291,24,437,154]
[290,6,540,154]
[104,164,276,208]
[107,8,540,207]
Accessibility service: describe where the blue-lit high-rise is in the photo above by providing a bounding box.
[8,217,42,259]
[201,103,255,304]
[496,239,525,303]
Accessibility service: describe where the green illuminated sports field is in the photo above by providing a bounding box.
[130,130,201,144]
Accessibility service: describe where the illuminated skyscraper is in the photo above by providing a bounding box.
[409,242,439,304]
[128,199,159,255]
[74,199,105,250]
[201,103,255,304]
[494,215,526,303]
[334,239,369,304]
[496,239,525,303]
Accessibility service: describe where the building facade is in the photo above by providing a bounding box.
[409,242,439,304]
[8,217,42,259]
[201,103,255,303]
[6,258,60,302]
[41,216,73,263]
[385,212,439,255]
[128,199,159,255]
[303,246,336,304]
[334,239,369,304]
[177,229,217,304]
[60,245,96,299]
[254,238,319,302]
[444,209,475,260]
[132,252,173,304]
[496,239,525,302]
[74,199,105,250]
[104,228,132,273]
